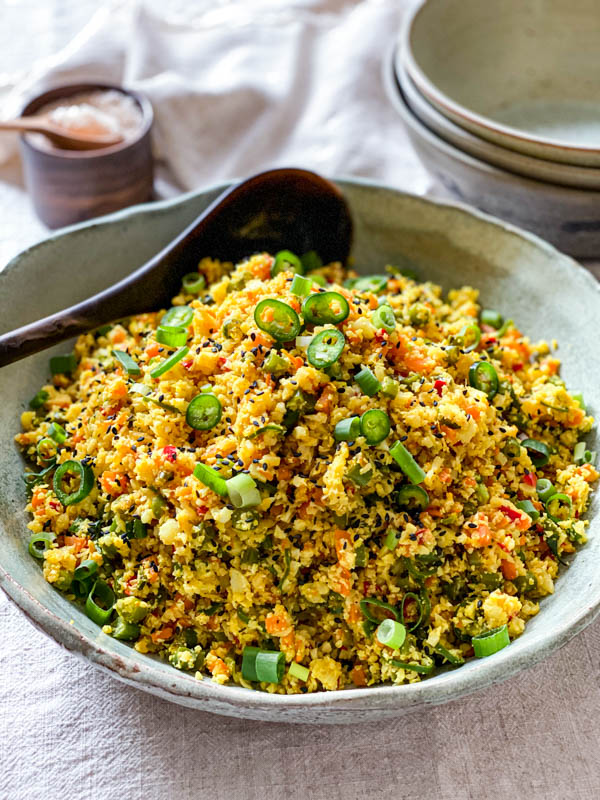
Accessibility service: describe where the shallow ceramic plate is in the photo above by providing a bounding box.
[394,50,600,191]
[1,179,599,724]
[383,57,600,259]
[403,0,600,166]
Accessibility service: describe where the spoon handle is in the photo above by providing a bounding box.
[0,118,48,134]
[0,168,352,368]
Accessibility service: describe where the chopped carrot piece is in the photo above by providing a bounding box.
[501,560,518,581]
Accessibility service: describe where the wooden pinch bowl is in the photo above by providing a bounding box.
[19,83,154,229]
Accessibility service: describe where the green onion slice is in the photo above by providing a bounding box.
[390,441,426,484]
[254,299,301,342]
[496,318,514,338]
[371,305,396,334]
[247,423,286,440]
[28,532,54,560]
[472,624,510,658]
[291,274,313,297]
[334,416,360,441]
[376,618,406,649]
[160,306,194,328]
[186,393,222,430]
[384,529,400,550]
[302,291,349,325]
[300,250,322,272]
[396,484,429,511]
[359,409,390,445]
[345,463,373,486]
[515,499,539,522]
[37,437,57,463]
[271,250,303,277]
[353,275,388,293]
[288,661,310,681]
[545,492,573,521]
[522,438,550,468]
[457,323,481,353]
[50,353,77,375]
[29,389,49,410]
[53,459,94,506]
[355,366,381,397]
[74,558,98,581]
[112,349,141,375]
[182,272,206,294]
[503,438,521,459]
[112,618,140,641]
[193,463,228,496]
[241,646,284,683]
[480,309,503,329]
[156,325,188,348]
[85,579,115,626]
[226,473,261,508]
[48,422,67,444]
[536,478,556,502]
[468,361,499,399]
[149,346,189,379]
[307,329,345,370]
[573,441,595,465]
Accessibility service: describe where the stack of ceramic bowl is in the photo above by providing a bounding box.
[384,0,600,258]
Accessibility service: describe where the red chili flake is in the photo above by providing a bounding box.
[163,445,177,462]
[49,501,62,512]
[513,362,523,372]
[374,330,387,343]
[434,379,446,397]
[362,581,370,595]
[196,505,208,517]
[497,541,510,553]
[182,359,194,370]
[500,504,521,522]
[523,471,537,487]
[415,527,429,543]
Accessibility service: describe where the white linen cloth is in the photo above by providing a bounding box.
[1,2,599,799]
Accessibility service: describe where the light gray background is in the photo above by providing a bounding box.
[1,1,599,798]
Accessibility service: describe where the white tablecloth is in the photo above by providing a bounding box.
[1,2,599,799]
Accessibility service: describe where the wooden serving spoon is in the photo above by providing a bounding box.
[0,168,353,367]
[0,115,124,150]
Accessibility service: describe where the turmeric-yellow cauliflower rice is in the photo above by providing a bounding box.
[16,252,598,693]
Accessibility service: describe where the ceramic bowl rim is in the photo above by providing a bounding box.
[2,177,600,721]
[393,46,600,190]
[402,0,600,158]
[383,49,600,199]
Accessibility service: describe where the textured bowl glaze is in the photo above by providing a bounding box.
[384,58,600,259]
[403,0,600,166]
[1,179,599,723]
[395,51,600,191]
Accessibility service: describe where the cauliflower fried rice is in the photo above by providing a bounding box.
[16,252,598,693]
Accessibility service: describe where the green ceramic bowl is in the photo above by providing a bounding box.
[1,179,599,723]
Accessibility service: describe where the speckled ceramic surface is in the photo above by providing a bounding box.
[394,51,600,191]
[1,178,599,724]
[384,58,600,260]
[403,0,600,166]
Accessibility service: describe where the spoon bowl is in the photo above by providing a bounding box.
[0,168,353,367]
[0,115,124,150]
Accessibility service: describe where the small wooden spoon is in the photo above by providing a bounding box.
[0,168,353,367]
[0,115,124,150]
